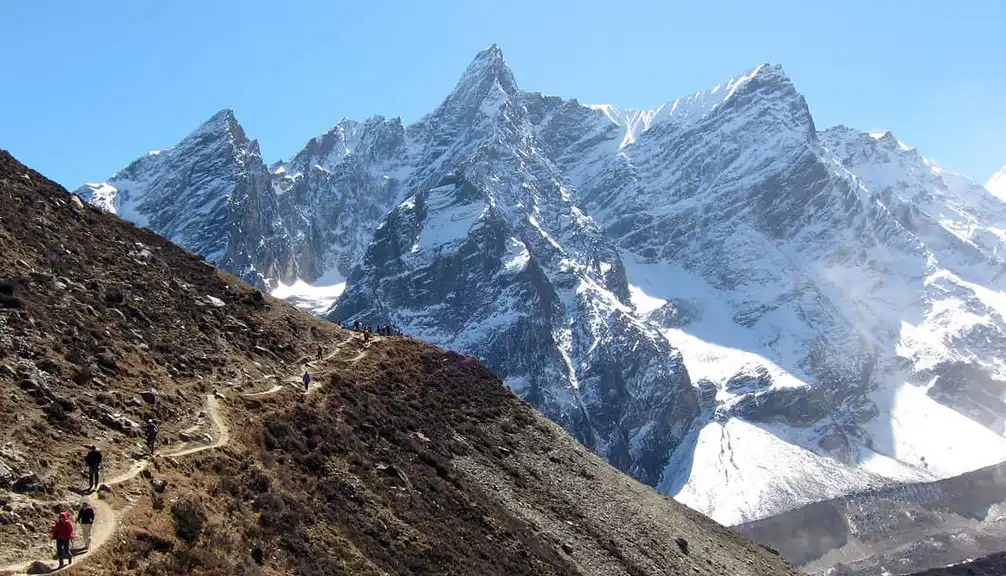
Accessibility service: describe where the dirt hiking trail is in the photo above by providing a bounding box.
[0,334,374,575]
[2,393,230,574]
[242,335,371,399]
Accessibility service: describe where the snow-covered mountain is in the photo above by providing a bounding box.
[75,110,295,287]
[988,164,1006,201]
[333,47,698,485]
[76,46,1006,527]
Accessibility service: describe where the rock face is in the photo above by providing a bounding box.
[272,115,412,282]
[333,47,699,485]
[76,46,1006,527]
[74,110,295,287]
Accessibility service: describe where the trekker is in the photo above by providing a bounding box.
[84,444,102,492]
[76,502,95,550]
[50,512,74,568]
[145,419,158,456]
[317,343,323,360]
[353,320,361,332]
[303,371,311,392]
[363,328,371,345]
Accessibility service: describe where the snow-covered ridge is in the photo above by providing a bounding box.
[587,63,784,148]
[988,164,1006,201]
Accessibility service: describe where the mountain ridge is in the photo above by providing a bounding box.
[73,46,1006,530]
[0,148,800,575]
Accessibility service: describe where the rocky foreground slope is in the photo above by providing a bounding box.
[1,150,795,574]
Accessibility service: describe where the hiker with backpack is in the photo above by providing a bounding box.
[76,502,95,550]
[50,512,75,568]
[145,419,158,456]
[303,371,311,392]
[84,444,102,492]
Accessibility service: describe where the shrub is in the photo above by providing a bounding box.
[171,498,207,544]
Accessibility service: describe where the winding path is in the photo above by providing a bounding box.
[0,335,372,575]
[0,395,229,575]
[241,336,367,399]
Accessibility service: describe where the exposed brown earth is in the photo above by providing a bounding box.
[0,150,798,575]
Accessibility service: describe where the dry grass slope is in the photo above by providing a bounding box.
[0,150,798,575]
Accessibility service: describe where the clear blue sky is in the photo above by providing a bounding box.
[2,0,1004,188]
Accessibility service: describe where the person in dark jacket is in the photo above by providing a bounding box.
[303,371,311,392]
[76,502,95,550]
[50,511,75,567]
[84,445,102,492]
[145,420,158,456]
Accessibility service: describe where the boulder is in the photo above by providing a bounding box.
[72,365,94,386]
[11,472,45,494]
[140,389,158,404]
[96,351,118,371]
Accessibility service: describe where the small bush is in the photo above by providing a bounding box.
[171,498,207,544]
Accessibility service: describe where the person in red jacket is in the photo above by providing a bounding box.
[50,511,75,567]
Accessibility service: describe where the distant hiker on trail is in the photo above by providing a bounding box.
[354,320,361,332]
[317,343,324,360]
[76,502,95,550]
[303,371,311,392]
[145,419,159,456]
[84,444,102,492]
[363,328,372,345]
[50,512,74,568]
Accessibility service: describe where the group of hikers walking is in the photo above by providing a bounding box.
[302,321,399,390]
[49,422,159,567]
[39,323,394,569]
[348,320,398,339]
[50,502,95,567]
[45,445,105,568]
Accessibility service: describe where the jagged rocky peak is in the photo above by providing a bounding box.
[173,108,257,157]
[73,107,294,288]
[438,44,519,119]
[585,61,809,150]
[282,115,407,176]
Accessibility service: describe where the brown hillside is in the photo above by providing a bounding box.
[0,150,797,575]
